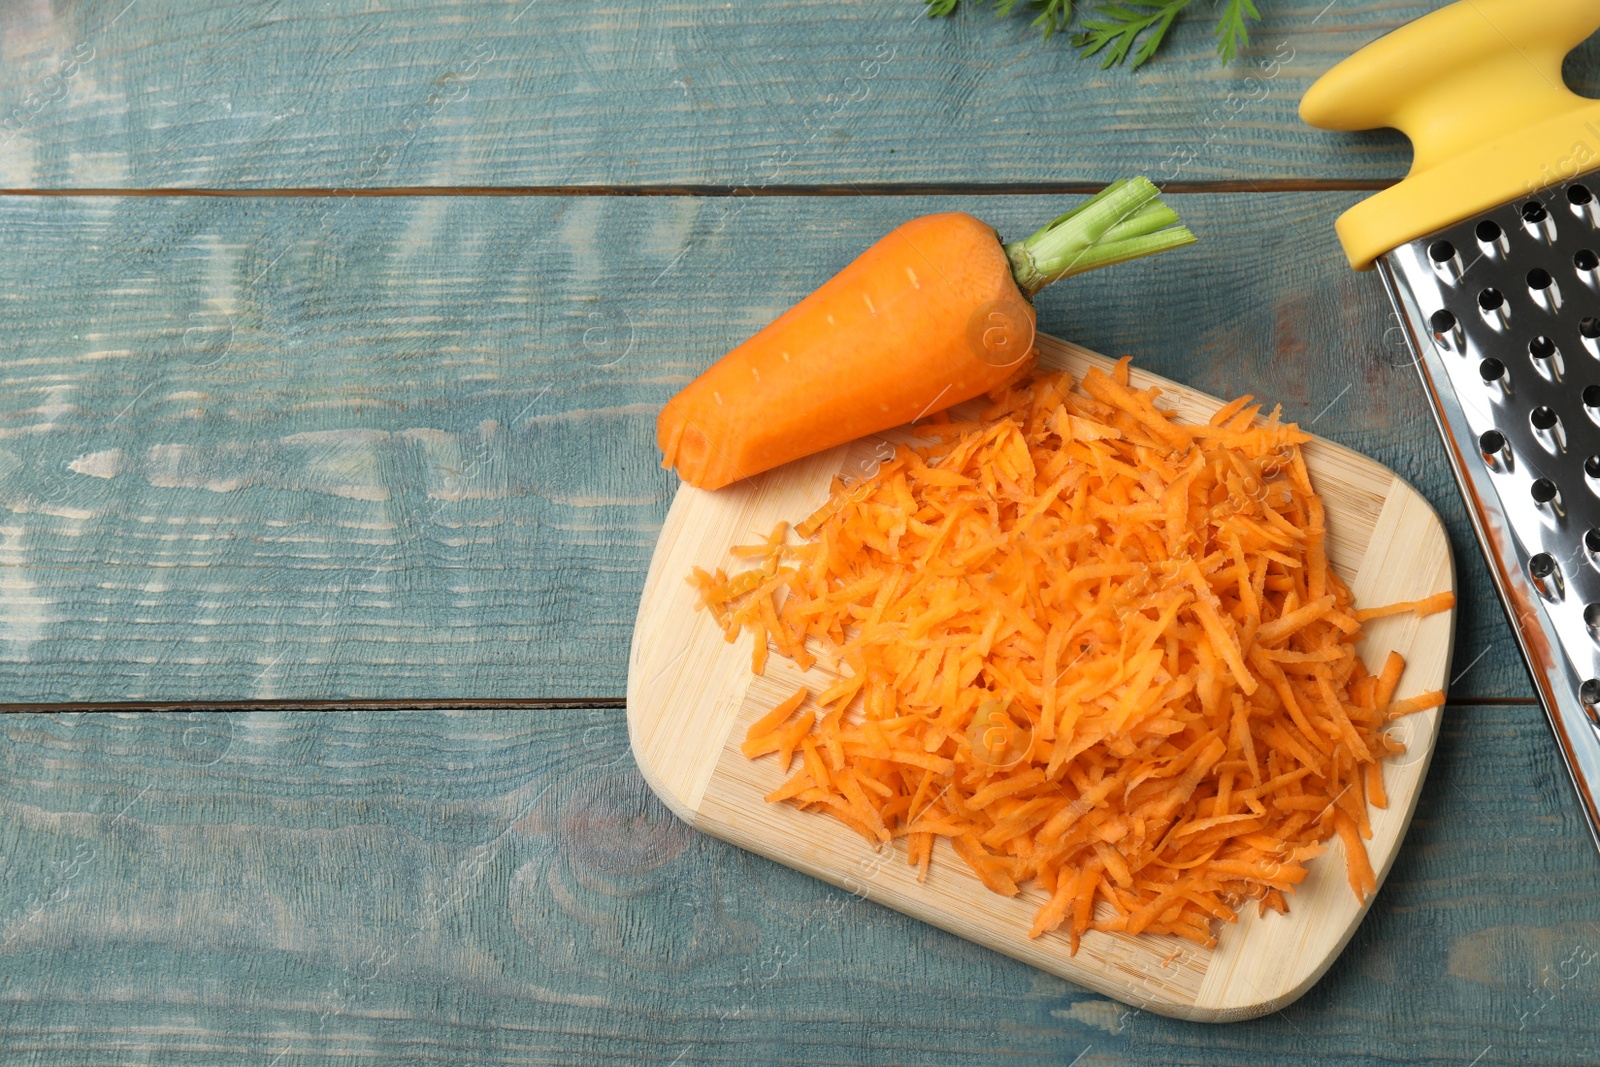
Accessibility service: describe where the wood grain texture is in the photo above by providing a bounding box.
[0,704,1596,1065]
[0,192,1529,702]
[3,0,1599,189]
[629,335,1456,1020]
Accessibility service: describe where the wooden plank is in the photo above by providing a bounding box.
[0,704,1595,1063]
[4,0,1599,188]
[0,192,1528,702]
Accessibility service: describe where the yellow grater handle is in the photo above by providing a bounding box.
[1301,0,1600,270]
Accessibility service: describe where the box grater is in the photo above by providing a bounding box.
[1303,0,1600,850]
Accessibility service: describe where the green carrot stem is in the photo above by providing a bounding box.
[1051,228,1199,276]
[1003,177,1196,298]
[1101,202,1181,244]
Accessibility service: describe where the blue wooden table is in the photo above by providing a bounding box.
[0,2,1596,1063]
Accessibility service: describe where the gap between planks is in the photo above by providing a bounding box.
[0,697,1530,714]
[0,698,629,714]
[0,180,1395,199]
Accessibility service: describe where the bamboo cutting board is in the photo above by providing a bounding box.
[627,335,1455,1022]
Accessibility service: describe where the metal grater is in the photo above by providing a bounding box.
[1381,190,1600,849]
[1302,0,1600,849]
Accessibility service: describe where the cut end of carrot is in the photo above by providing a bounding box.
[659,403,739,490]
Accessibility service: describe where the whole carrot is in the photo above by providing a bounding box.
[657,178,1195,490]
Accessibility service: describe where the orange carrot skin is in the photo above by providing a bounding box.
[657,212,1036,490]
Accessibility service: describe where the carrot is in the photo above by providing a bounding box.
[698,361,1441,950]
[1354,591,1456,623]
[1031,866,1080,938]
[1373,651,1406,709]
[658,179,1196,489]
[1385,691,1446,718]
[741,686,809,753]
[1365,761,1388,810]
[1333,810,1377,900]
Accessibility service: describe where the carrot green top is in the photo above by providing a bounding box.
[1004,177,1196,298]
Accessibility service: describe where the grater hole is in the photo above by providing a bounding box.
[1572,185,1595,206]
[1588,603,1600,629]
[1577,249,1600,272]
[1480,357,1506,382]
[1587,455,1600,479]
[1531,549,1558,575]
[1524,201,1551,224]
[1589,528,1600,554]
[1479,429,1506,455]
[1528,268,1555,291]
[1532,335,1557,359]
[1477,219,1504,244]
[1479,287,1506,311]
[1582,679,1600,706]
[1532,406,1559,430]
[1429,309,1456,335]
[1429,240,1456,264]
[1585,317,1600,339]
[1587,385,1600,408]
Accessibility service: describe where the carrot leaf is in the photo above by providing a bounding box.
[926,0,1076,40]
[929,0,1261,68]
[1072,1,1189,69]
[1213,0,1261,66]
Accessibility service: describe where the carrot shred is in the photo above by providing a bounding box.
[1333,810,1378,901]
[765,770,816,804]
[1365,760,1388,810]
[1373,651,1405,709]
[1354,591,1456,623]
[751,623,769,675]
[773,711,817,772]
[1385,691,1446,719]
[699,365,1444,950]
[1031,866,1079,938]
[741,687,809,753]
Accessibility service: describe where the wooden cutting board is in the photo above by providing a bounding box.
[627,335,1455,1022]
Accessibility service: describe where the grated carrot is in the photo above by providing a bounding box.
[1372,650,1406,709]
[695,365,1450,951]
[742,686,809,749]
[1384,691,1447,719]
[1353,591,1457,624]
